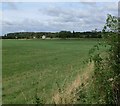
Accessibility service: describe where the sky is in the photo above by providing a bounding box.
[1,1,119,35]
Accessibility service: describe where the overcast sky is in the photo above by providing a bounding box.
[1,1,118,35]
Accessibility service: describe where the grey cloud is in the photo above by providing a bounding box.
[39,6,91,19]
[2,20,14,26]
[2,18,58,34]
[4,2,18,10]
[39,6,91,25]
[40,5,104,27]
[79,2,97,7]
[98,3,118,15]
[2,2,118,35]
[40,7,61,17]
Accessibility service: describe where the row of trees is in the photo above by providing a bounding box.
[2,31,102,39]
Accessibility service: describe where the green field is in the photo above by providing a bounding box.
[2,39,101,104]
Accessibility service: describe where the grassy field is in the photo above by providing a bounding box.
[2,39,101,104]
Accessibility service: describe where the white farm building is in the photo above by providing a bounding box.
[42,35,46,39]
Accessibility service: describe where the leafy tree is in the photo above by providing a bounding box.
[89,14,120,104]
[103,14,120,104]
[58,31,71,39]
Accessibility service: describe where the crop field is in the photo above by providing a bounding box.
[2,39,102,104]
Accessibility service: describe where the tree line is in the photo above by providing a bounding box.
[2,30,103,39]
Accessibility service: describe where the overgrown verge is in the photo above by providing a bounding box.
[52,62,94,104]
[88,14,120,104]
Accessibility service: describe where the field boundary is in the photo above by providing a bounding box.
[52,62,94,104]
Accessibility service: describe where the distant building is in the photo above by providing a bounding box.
[42,35,46,39]
[33,36,36,39]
